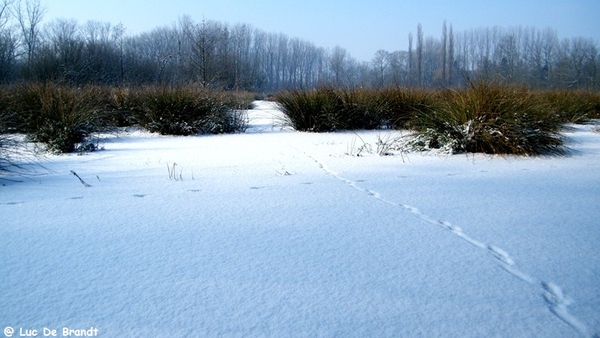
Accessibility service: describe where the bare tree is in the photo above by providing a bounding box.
[448,24,454,85]
[80,20,121,84]
[184,18,230,88]
[0,0,12,29]
[43,18,84,84]
[540,28,558,88]
[14,0,45,76]
[230,23,253,90]
[416,23,423,87]
[554,37,598,89]
[329,45,347,87]
[3,0,600,91]
[441,20,447,85]
[408,32,413,86]
[0,0,17,82]
[423,36,441,86]
[371,49,389,88]
[112,23,125,85]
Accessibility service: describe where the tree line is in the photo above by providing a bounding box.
[0,0,598,91]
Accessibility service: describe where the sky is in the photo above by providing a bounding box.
[40,0,600,62]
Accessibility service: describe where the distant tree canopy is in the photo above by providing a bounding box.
[0,0,598,91]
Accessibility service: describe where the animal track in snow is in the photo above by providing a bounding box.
[543,282,591,338]
[488,245,535,284]
[488,245,515,265]
[301,151,593,338]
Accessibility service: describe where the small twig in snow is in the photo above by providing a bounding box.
[70,170,92,187]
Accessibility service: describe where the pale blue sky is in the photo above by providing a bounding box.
[42,0,600,61]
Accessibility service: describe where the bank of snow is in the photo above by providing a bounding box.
[1,101,599,337]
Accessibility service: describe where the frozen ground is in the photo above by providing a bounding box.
[1,101,599,337]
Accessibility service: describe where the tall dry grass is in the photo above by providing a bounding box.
[374,88,435,129]
[2,82,598,156]
[274,87,436,132]
[0,84,253,154]
[538,90,600,123]
[408,83,565,155]
[9,84,110,153]
[275,87,387,132]
[275,83,594,155]
[115,86,249,135]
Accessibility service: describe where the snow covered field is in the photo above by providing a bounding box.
[1,101,599,337]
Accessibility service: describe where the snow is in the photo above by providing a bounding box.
[1,101,599,337]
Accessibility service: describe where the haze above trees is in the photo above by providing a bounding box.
[0,0,598,91]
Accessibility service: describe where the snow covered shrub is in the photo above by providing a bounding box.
[205,107,248,134]
[13,84,108,154]
[211,91,251,133]
[275,87,383,132]
[410,82,564,155]
[129,86,247,135]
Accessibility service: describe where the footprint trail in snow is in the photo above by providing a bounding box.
[300,151,593,338]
